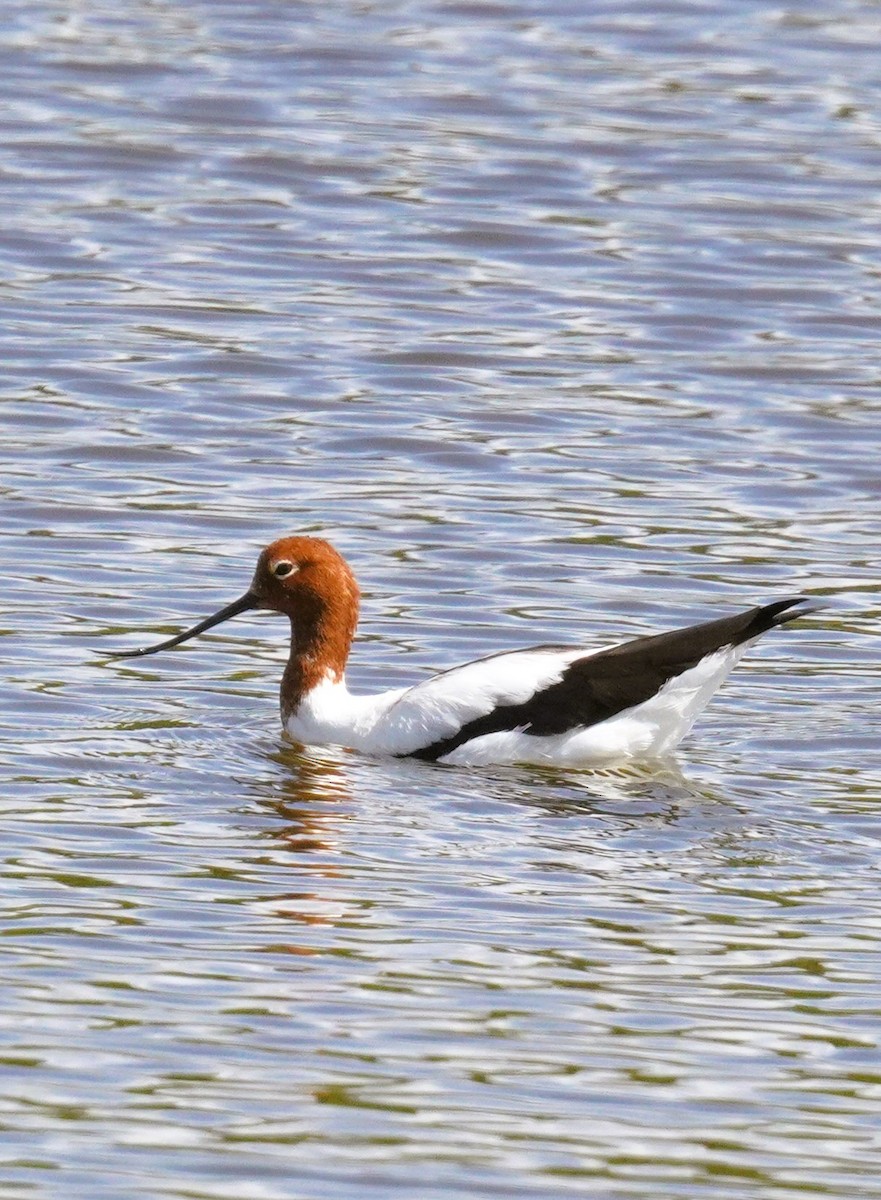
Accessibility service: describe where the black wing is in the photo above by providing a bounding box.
[407,597,814,762]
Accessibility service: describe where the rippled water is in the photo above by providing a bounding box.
[2,2,880,1197]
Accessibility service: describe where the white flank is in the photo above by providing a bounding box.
[439,645,746,766]
[284,641,751,767]
[285,646,586,757]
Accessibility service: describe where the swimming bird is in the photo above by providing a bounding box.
[111,535,819,766]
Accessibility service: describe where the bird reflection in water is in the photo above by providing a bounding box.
[244,743,358,945]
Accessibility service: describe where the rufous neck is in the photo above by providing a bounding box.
[280,600,357,723]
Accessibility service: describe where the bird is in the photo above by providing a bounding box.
[110,535,820,767]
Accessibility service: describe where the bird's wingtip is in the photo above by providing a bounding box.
[770,595,829,626]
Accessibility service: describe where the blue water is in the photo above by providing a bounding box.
[1,2,879,1197]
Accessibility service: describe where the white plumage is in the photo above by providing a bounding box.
[285,644,745,766]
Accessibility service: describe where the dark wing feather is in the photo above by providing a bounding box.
[408,597,813,762]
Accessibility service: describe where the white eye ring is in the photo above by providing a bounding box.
[273,560,297,578]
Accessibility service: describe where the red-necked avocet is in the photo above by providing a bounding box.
[111,535,820,767]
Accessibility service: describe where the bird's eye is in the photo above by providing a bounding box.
[273,560,296,578]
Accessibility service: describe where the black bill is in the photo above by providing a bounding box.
[109,591,259,658]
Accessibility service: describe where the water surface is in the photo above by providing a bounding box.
[1,2,880,1198]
